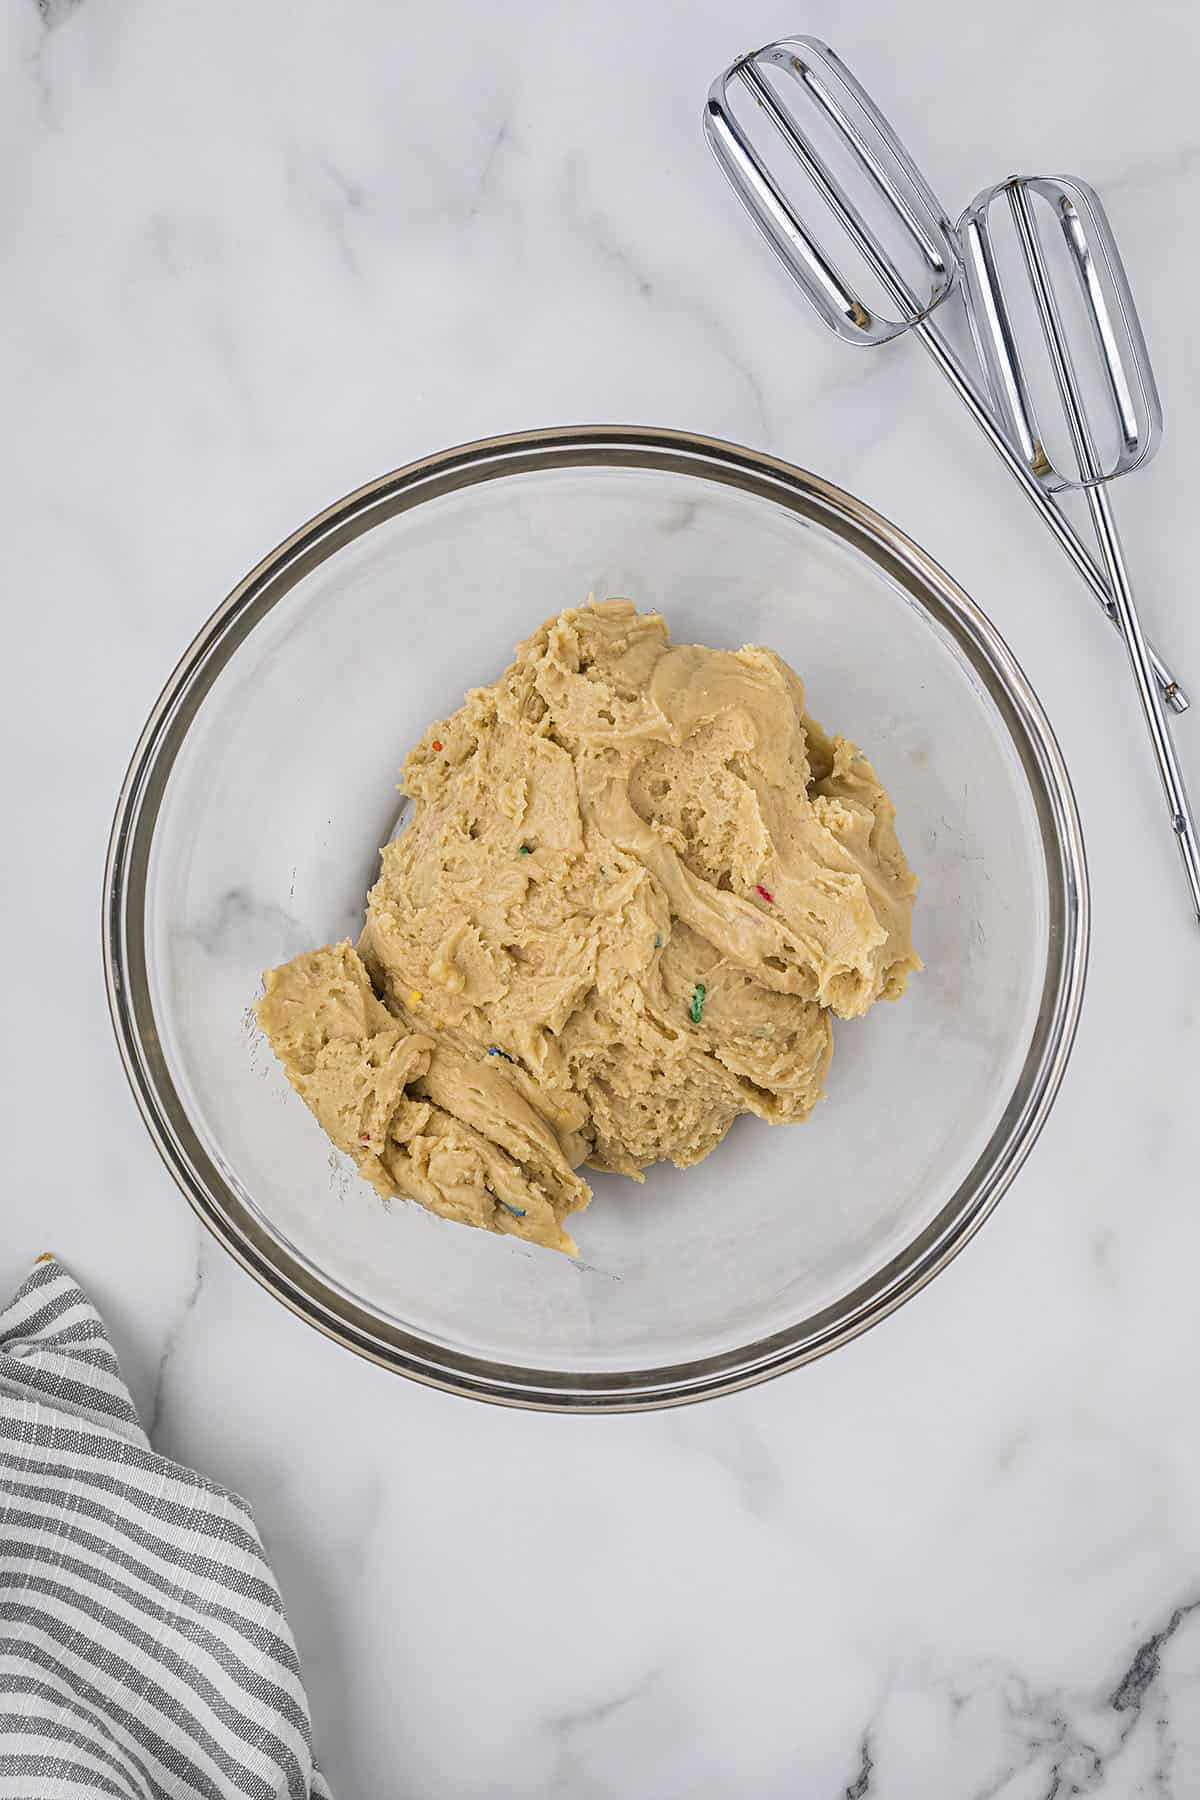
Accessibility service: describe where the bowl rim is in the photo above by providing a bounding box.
[103,424,1089,1411]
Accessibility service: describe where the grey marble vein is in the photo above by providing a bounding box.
[844,1733,873,1800]
[560,152,773,441]
[185,885,313,961]
[1110,1598,1199,1718]
[469,121,514,220]
[286,149,368,277]
[33,0,81,27]
[146,1239,205,1444]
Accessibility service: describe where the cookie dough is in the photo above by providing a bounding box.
[257,599,919,1254]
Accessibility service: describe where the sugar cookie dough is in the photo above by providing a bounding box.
[257,599,919,1254]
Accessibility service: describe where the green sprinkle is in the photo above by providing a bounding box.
[518,844,532,857]
[689,983,707,1025]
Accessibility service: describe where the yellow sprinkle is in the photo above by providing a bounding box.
[408,990,423,1005]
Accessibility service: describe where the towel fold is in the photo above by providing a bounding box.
[0,1257,332,1799]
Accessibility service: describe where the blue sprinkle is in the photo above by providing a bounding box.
[487,1046,515,1062]
[497,1200,526,1218]
[654,933,663,949]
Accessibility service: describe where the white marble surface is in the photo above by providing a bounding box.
[5,0,1200,1791]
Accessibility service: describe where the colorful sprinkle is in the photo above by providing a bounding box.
[689,983,707,1025]
[497,1199,526,1218]
[359,1135,371,1146]
[518,844,532,857]
[431,739,443,752]
[756,885,775,905]
[408,989,423,1005]
[654,933,663,949]
[487,1046,515,1062]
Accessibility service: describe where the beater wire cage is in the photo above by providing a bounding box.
[958,174,1199,921]
[703,35,1188,714]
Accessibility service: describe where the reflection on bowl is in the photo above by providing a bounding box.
[104,428,1087,1410]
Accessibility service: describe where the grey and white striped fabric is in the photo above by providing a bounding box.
[0,1257,332,1799]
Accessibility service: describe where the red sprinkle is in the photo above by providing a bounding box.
[359,1135,370,1145]
[431,739,443,752]
[756,885,775,905]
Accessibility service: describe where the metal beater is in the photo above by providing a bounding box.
[958,175,1200,920]
[702,36,1188,713]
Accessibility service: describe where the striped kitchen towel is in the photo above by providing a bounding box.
[0,1257,333,1799]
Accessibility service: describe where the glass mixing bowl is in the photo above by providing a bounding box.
[104,428,1087,1409]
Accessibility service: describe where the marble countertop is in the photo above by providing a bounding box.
[6,0,1200,1792]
